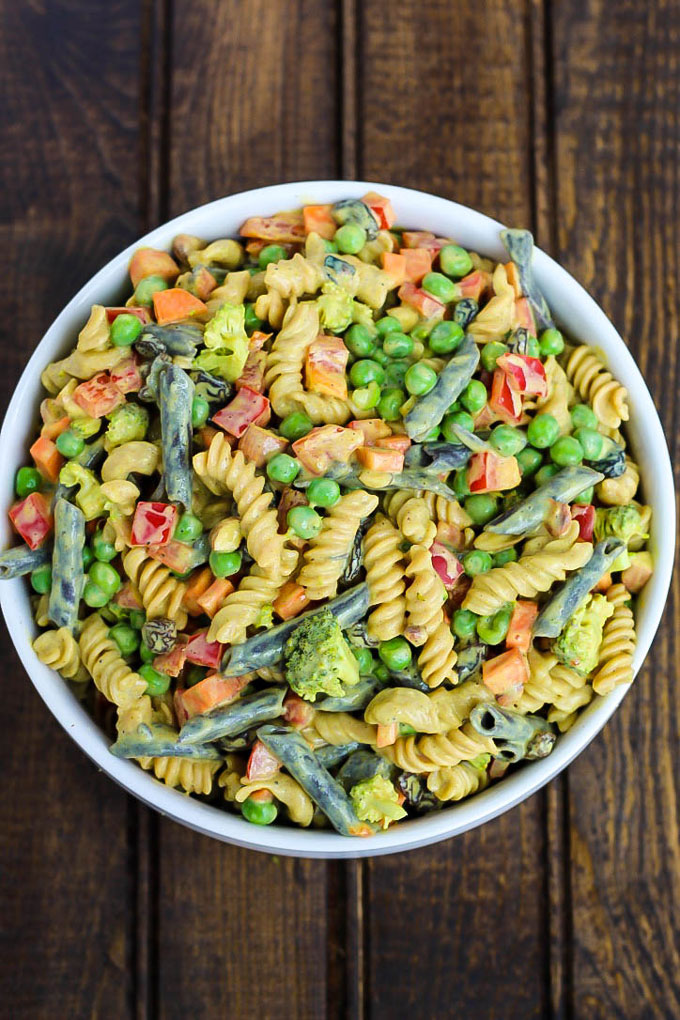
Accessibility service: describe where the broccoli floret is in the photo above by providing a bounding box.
[59,463,106,520]
[105,403,149,449]
[255,604,275,630]
[594,504,647,544]
[351,300,378,333]
[350,775,407,830]
[195,302,249,381]
[284,608,360,702]
[553,594,614,676]
[317,283,354,332]
[70,416,101,440]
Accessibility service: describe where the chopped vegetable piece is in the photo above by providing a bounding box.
[482,647,529,695]
[131,502,178,547]
[506,601,539,653]
[153,288,207,325]
[29,436,64,483]
[9,492,52,549]
[129,248,179,288]
[355,446,405,473]
[292,424,364,475]
[184,629,224,669]
[72,373,126,418]
[213,386,271,439]
[305,335,350,399]
[467,451,521,494]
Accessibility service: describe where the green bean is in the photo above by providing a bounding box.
[110,721,223,760]
[484,465,604,535]
[469,704,556,761]
[48,498,86,632]
[159,361,194,510]
[178,687,287,745]
[404,335,480,442]
[500,228,554,331]
[533,538,626,639]
[0,542,51,580]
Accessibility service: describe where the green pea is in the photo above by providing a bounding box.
[191,395,210,429]
[92,530,117,563]
[517,447,543,476]
[539,327,565,357]
[481,341,508,372]
[462,550,493,577]
[350,359,385,388]
[535,464,561,486]
[307,477,341,508]
[241,795,278,825]
[453,470,470,499]
[383,360,410,389]
[55,429,85,459]
[186,665,207,687]
[129,610,146,630]
[279,412,313,442]
[109,623,140,657]
[139,643,156,664]
[266,454,300,484]
[376,315,403,337]
[422,272,457,303]
[550,435,584,466]
[442,411,474,441]
[460,379,487,415]
[110,313,143,347]
[134,274,168,306]
[15,466,42,499]
[579,486,595,504]
[335,223,367,254]
[209,550,242,578]
[492,547,518,567]
[323,239,338,253]
[378,636,413,671]
[377,388,405,422]
[105,602,128,623]
[428,320,464,354]
[83,581,109,608]
[287,506,322,540]
[410,322,434,342]
[527,413,560,449]
[344,324,376,358]
[490,425,527,457]
[30,564,52,595]
[570,403,598,430]
[477,606,512,645]
[351,380,381,410]
[174,512,203,543]
[399,723,417,737]
[373,663,391,683]
[526,335,541,357]
[439,244,473,278]
[372,348,390,367]
[382,331,414,358]
[244,303,264,334]
[421,425,441,442]
[258,244,287,270]
[573,427,604,461]
[351,646,375,674]
[139,664,171,696]
[89,561,121,597]
[452,609,478,640]
[405,363,437,396]
[464,494,499,526]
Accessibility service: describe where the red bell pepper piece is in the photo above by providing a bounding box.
[397,281,445,317]
[212,386,271,439]
[110,354,144,394]
[570,504,595,542]
[130,501,178,547]
[467,451,521,493]
[246,740,282,781]
[105,306,151,325]
[496,353,547,398]
[72,372,126,418]
[361,192,396,229]
[8,492,53,549]
[489,368,524,424]
[185,629,224,669]
[430,542,464,589]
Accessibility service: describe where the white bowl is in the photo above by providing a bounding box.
[1,181,674,858]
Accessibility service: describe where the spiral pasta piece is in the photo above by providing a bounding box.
[255,254,324,327]
[365,681,492,733]
[596,458,639,506]
[144,756,221,795]
[262,301,319,417]
[122,548,188,628]
[427,762,489,802]
[288,388,350,426]
[33,627,88,681]
[298,490,379,601]
[546,665,593,731]
[193,433,284,574]
[236,775,314,826]
[462,535,593,616]
[76,304,110,352]
[515,647,559,713]
[79,614,147,709]
[417,621,457,688]
[382,723,496,773]
[592,586,636,696]
[395,495,437,545]
[566,346,629,429]
[310,711,377,747]
[467,264,516,343]
[218,755,246,801]
[363,514,407,642]
[533,356,574,434]
[208,547,299,645]
[404,543,447,646]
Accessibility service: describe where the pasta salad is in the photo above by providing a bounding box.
[1,193,652,836]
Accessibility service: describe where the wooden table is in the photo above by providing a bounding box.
[1,2,678,1017]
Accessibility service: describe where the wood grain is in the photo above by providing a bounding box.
[0,2,145,1018]
[549,2,680,1017]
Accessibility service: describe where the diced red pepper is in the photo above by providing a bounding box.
[397,281,445,318]
[238,424,288,467]
[29,436,64,483]
[282,691,315,729]
[467,451,521,493]
[515,297,536,334]
[506,601,539,653]
[246,740,282,781]
[305,335,349,399]
[571,504,595,542]
[302,204,336,239]
[110,353,144,394]
[213,386,271,439]
[105,306,151,325]
[9,492,52,549]
[482,647,529,695]
[430,542,464,589]
[356,446,405,473]
[398,249,433,284]
[72,372,126,418]
[496,353,547,398]
[489,368,524,424]
[153,641,187,677]
[147,538,196,573]
[248,330,272,351]
[130,501,178,547]
[453,270,491,301]
[348,419,392,445]
[235,350,267,394]
[185,629,224,669]
[402,231,449,254]
[362,191,396,229]
[239,214,306,243]
[292,424,364,476]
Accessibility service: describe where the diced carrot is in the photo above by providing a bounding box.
[249,330,273,351]
[506,601,539,653]
[375,434,411,454]
[482,647,529,695]
[592,572,612,594]
[399,248,433,283]
[273,581,310,620]
[129,248,179,289]
[29,436,64,483]
[381,252,407,285]
[153,288,207,325]
[182,566,214,616]
[376,722,398,748]
[504,261,522,298]
[40,415,71,441]
[305,335,349,399]
[196,577,235,618]
[348,419,392,444]
[356,446,405,473]
[362,192,396,229]
[515,297,536,334]
[302,204,336,240]
[177,673,250,719]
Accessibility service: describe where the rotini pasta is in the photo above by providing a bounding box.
[566,345,629,430]
[404,543,447,646]
[79,614,147,709]
[427,762,489,802]
[297,490,379,601]
[33,627,88,681]
[122,548,188,627]
[592,584,636,695]
[382,723,496,773]
[208,547,298,644]
[363,514,407,641]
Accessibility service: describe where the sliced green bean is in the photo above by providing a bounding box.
[469,703,556,761]
[331,199,379,240]
[177,687,287,745]
[136,323,202,358]
[110,722,222,760]
[48,498,85,632]
[336,750,393,791]
[500,228,554,331]
[315,742,362,769]
[159,361,194,510]
[404,335,480,442]
[533,537,625,638]
[317,675,385,712]
[0,543,51,580]
[484,465,604,536]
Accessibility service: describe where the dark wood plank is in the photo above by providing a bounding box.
[357,3,551,1017]
[0,2,146,1017]
[548,3,680,1017]
[155,4,341,1018]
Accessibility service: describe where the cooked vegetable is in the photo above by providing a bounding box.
[533,538,625,639]
[158,362,194,510]
[284,608,360,702]
[404,335,480,442]
[178,687,287,745]
[48,498,86,631]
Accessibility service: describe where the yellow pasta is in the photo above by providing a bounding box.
[101,441,160,482]
[427,762,489,802]
[596,457,639,506]
[263,302,320,418]
[208,547,299,645]
[235,775,314,826]
[33,627,88,681]
[592,584,636,696]
[298,490,379,601]
[309,711,377,747]
[79,614,147,709]
[382,723,496,773]
[467,264,516,343]
[566,346,629,430]
[76,304,110,352]
[533,355,574,434]
[363,514,407,642]
[122,548,188,627]
[187,237,243,270]
[365,681,491,733]
[255,253,324,327]
[417,621,457,688]
[404,543,447,646]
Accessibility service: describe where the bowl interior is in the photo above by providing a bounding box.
[1,181,674,858]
